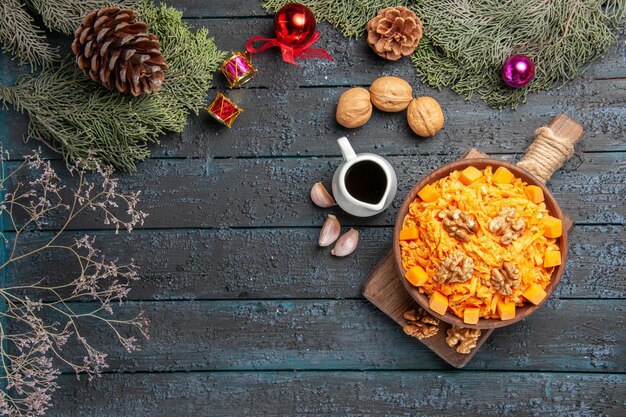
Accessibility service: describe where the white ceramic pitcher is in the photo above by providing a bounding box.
[332,137,397,217]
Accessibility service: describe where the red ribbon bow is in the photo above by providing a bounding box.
[246,32,334,65]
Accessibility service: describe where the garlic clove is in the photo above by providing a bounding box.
[319,214,341,247]
[310,182,336,208]
[331,228,359,257]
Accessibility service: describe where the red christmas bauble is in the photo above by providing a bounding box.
[274,3,316,46]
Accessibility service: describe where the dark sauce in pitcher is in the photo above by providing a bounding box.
[345,161,387,204]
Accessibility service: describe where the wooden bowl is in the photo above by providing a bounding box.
[393,158,571,329]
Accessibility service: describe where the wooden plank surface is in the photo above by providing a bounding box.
[5,152,625,231]
[2,78,625,159]
[6,225,624,300]
[24,299,625,373]
[49,372,626,417]
[1,0,625,415]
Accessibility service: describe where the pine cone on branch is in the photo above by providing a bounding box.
[72,7,167,96]
[367,6,423,61]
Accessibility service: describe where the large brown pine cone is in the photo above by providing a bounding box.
[367,6,423,61]
[71,7,167,96]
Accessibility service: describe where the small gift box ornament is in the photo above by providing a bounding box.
[206,93,243,128]
[220,52,257,88]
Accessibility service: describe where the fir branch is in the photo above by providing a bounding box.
[0,0,57,71]
[410,0,625,109]
[138,0,227,114]
[0,61,183,172]
[0,1,226,172]
[264,0,625,109]
[26,0,139,35]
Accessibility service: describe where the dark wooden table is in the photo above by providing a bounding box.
[1,1,624,415]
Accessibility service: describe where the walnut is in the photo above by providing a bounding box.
[491,261,521,295]
[402,307,440,340]
[369,76,413,112]
[489,208,525,244]
[434,252,474,284]
[446,326,481,354]
[335,87,373,128]
[407,96,444,137]
[438,209,479,242]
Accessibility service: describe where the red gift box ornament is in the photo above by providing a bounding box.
[221,52,257,88]
[206,93,243,128]
[246,3,333,66]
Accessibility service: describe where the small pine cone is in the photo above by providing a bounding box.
[72,7,168,96]
[367,6,423,61]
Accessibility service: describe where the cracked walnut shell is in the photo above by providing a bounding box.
[435,252,474,284]
[438,209,479,242]
[491,261,521,295]
[367,6,423,61]
[402,307,439,340]
[490,208,526,244]
[446,326,481,354]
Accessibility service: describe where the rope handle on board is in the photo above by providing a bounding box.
[516,114,585,183]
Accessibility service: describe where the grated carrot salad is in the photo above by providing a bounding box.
[400,166,560,320]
